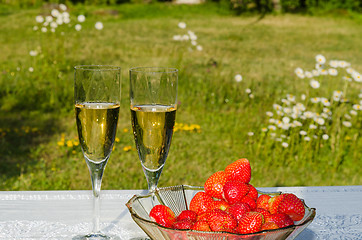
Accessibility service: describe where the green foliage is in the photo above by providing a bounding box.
[0,3,361,191]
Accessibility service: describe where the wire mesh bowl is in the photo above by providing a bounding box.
[126,185,316,240]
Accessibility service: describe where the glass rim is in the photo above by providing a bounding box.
[74,65,121,71]
[130,67,178,74]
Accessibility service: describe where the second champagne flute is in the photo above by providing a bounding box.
[130,67,178,192]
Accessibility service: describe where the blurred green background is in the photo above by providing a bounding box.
[0,0,361,191]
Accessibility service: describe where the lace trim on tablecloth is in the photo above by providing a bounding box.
[1,214,361,240]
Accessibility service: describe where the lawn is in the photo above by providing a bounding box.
[0,2,361,191]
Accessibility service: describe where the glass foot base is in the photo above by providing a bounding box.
[73,233,121,240]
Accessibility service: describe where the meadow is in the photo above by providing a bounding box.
[0,2,361,191]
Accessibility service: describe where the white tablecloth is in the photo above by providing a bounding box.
[0,186,361,239]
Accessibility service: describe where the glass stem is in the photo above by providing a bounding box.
[87,159,108,234]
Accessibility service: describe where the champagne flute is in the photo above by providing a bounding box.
[130,67,178,193]
[74,65,121,240]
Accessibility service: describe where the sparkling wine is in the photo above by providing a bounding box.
[75,102,120,163]
[131,104,176,171]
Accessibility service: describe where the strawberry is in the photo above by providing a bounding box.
[227,202,250,221]
[197,210,213,221]
[268,194,286,214]
[241,195,257,210]
[256,194,271,210]
[212,199,230,211]
[190,191,214,215]
[207,209,238,232]
[268,213,294,228]
[176,210,198,223]
[223,180,250,204]
[277,193,305,221]
[172,219,194,230]
[204,171,227,200]
[246,184,258,200]
[261,221,279,231]
[191,220,211,231]
[149,205,176,228]
[224,158,251,184]
[236,211,264,234]
[255,207,271,220]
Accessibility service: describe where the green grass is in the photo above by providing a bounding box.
[0,3,361,191]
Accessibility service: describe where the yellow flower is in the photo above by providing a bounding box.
[123,128,129,133]
[66,140,73,148]
[115,137,120,143]
[57,141,64,146]
[123,146,132,152]
[72,150,76,154]
[73,140,79,146]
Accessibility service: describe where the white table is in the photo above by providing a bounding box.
[0,186,361,239]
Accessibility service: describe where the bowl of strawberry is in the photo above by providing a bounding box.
[126,158,316,240]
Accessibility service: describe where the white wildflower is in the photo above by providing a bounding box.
[78,15,86,22]
[315,63,323,70]
[322,134,329,140]
[245,88,252,94]
[286,94,295,102]
[234,74,242,82]
[299,130,307,136]
[178,22,186,29]
[312,69,319,77]
[29,50,38,56]
[196,45,203,51]
[191,40,197,46]
[342,121,352,127]
[249,94,254,99]
[304,111,314,118]
[282,117,290,124]
[338,61,350,68]
[315,54,326,64]
[328,68,338,76]
[320,69,328,75]
[28,67,34,72]
[281,99,290,105]
[41,27,47,32]
[266,111,273,117]
[350,110,357,116]
[344,114,351,120]
[305,71,313,78]
[293,120,302,127]
[59,4,67,11]
[173,35,181,41]
[33,26,38,31]
[329,60,338,68]
[35,15,44,23]
[304,136,311,141]
[310,97,320,103]
[45,16,53,22]
[276,110,284,116]
[50,22,57,28]
[75,24,82,31]
[310,79,320,89]
[51,9,60,18]
[261,127,268,132]
[315,117,325,125]
[247,132,254,136]
[352,104,361,111]
[301,94,306,101]
[281,142,289,148]
[95,22,103,30]
[273,104,282,111]
[269,118,276,124]
[309,124,317,129]
[268,125,276,131]
[352,71,361,82]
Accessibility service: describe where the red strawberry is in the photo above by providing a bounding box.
[246,184,258,200]
[224,158,251,184]
[191,220,211,231]
[255,207,272,220]
[268,213,294,228]
[241,195,257,210]
[204,171,227,200]
[236,211,264,234]
[212,199,230,211]
[261,221,279,231]
[190,192,214,215]
[172,219,193,230]
[257,194,271,210]
[223,180,250,204]
[149,205,176,228]
[176,210,198,223]
[277,193,305,221]
[207,209,238,232]
[227,202,251,221]
[197,210,213,221]
[268,194,286,214]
